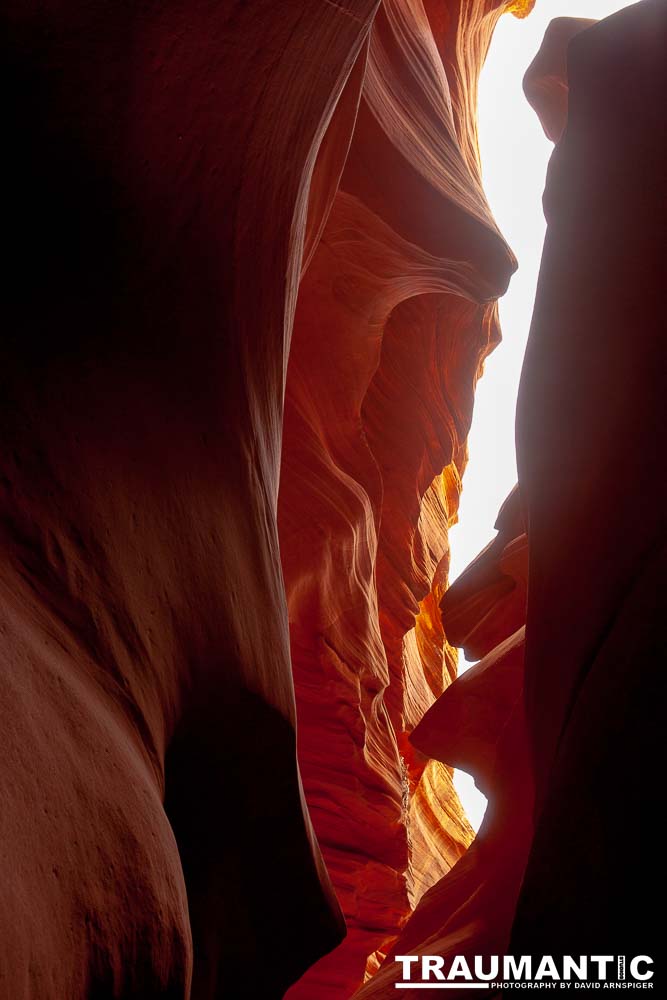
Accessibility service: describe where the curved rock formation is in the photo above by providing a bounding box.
[523,16,595,142]
[279,1,532,996]
[513,0,667,970]
[354,3,667,994]
[439,486,527,663]
[352,489,532,998]
[3,0,546,995]
[2,2,379,996]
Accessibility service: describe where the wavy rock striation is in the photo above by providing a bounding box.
[354,4,667,995]
[279,5,532,995]
[352,489,532,998]
[2,0,542,995]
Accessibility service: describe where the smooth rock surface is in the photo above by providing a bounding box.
[513,0,667,969]
[2,1,379,996]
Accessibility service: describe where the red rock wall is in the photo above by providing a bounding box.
[2,2,378,997]
[3,0,597,996]
[279,2,528,996]
[352,489,532,998]
[350,3,667,995]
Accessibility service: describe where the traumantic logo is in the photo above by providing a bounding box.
[394,955,654,990]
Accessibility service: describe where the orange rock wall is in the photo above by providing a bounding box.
[2,0,564,996]
[349,3,667,995]
[352,489,532,998]
[279,2,527,996]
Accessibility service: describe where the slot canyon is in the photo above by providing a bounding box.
[1,0,665,998]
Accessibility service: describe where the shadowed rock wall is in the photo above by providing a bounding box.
[513,0,667,971]
[2,1,379,996]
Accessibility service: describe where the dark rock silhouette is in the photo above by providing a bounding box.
[513,0,667,970]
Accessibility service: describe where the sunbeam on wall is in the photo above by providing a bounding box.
[450,0,631,832]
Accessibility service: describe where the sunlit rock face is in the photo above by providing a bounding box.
[353,4,667,993]
[513,0,667,966]
[278,1,530,996]
[352,489,532,998]
[2,2,380,997]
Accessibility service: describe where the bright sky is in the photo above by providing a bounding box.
[451,0,631,831]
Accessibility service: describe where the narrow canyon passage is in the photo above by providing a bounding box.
[1,1,665,999]
[280,0,666,995]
